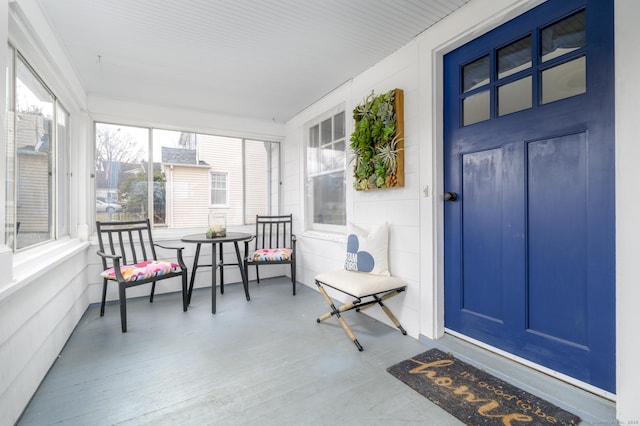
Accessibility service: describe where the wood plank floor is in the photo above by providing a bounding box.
[17,277,615,425]
[17,278,462,425]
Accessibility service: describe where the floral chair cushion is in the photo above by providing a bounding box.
[252,248,292,262]
[101,260,180,282]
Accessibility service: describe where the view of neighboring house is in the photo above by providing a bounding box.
[13,110,51,247]
[95,128,273,228]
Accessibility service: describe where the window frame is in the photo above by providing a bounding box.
[94,121,279,228]
[5,45,69,252]
[304,105,347,234]
[209,171,229,208]
[459,8,587,127]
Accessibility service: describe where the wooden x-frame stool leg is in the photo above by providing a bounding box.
[314,270,407,351]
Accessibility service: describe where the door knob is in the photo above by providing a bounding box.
[443,192,458,201]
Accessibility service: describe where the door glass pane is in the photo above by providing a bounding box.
[541,10,586,62]
[463,90,490,126]
[498,36,532,79]
[463,55,490,92]
[541,56,586,104]
[498,76,532,116]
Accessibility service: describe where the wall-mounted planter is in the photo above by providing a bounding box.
[350,88,404,191]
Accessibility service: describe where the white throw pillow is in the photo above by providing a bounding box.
[344,222,390,276]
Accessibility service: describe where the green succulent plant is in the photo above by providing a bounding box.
[350,89,402,190]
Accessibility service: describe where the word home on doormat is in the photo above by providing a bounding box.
[387,349,580,426]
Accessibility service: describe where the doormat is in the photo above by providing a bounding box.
[387,349,580,426]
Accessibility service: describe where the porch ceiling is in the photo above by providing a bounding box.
[35,0,470,123]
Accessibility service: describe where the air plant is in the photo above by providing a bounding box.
[353,91,375,121]
[375,134,404,175]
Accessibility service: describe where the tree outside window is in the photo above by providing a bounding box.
[95,123,278,228]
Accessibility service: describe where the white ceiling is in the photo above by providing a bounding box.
[35,0,470,123]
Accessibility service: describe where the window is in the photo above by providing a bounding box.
[95,123,278,228]
[305,108,346,232]
[209,172,228,206]
[459,9,586,126]
[5,46,69,251]
[95,123,148,222]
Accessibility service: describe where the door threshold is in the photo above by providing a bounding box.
[419,331,617,424]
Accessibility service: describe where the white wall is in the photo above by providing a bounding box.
[1,1,93,424]
[282,39,425,337]
[284,0,639,421]
[0,242,90,424]
[89,96,285,143]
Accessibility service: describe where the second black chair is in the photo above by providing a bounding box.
[244,214,296,295]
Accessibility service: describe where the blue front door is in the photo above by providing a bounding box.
[443,0,615,392]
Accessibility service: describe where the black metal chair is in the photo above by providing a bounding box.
[244,214,297,295]
[96,219,188,332]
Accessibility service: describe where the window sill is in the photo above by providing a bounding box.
[302,230,347,244]
[0,238,90,303]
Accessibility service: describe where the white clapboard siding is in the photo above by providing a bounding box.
[16,113,50,234]
[166,165,211,228]
[199,135,243,226]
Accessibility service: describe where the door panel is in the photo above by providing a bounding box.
[461,148,503,322]
[527,133,588,345]
[443,0,615,392]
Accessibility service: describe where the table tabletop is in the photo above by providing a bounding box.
[181,232,253,244]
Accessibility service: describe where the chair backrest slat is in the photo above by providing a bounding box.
[119,231,129,265]
[145,225,158,260]
[129,229,139,264]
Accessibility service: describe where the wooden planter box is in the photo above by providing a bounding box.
[352,88,404,191]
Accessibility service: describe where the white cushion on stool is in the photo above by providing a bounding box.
[314,269,405,298]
